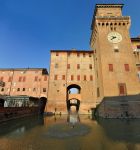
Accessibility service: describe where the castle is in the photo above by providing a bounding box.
[0,4,140,117]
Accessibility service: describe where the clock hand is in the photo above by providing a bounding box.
[111,36,116,40]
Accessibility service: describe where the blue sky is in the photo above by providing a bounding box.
[0,0,140,70]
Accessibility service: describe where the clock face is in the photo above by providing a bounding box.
[107,32,122,43]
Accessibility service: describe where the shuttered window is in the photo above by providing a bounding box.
[62,75,65,80]
[84,75,86,81]
[109,64,113,72]
[44,76,47,81]
[19,76,22,82]
[77,64,80,69]
[119,83,127,96]
[67,64,70,69]
[89,64,92,69]
[124,64,130,71]
[71,75,74,81]
[23,77,26,82]
[34,76,38,81]
[8,77,12,82]
[54,75,58,80]
[77,75,80,81]
[90,75,93,81]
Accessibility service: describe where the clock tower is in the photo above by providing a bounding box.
[90,4,140,102]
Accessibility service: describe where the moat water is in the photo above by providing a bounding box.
[0,114,140,150]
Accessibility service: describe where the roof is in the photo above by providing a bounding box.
[0,68,47,71]
[95,4,124,8]
[51,50,94,53]
[0,68,48,74]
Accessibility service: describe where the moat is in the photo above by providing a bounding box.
[0,115,140,150]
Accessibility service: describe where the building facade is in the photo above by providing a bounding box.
[0,4,140,115]
[0,68,48,98]
[90,4,140,100]
[47,50,96,114]
[47,4,140,115]
[131,38,140,73]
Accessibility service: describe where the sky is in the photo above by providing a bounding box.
[0,0,140,70]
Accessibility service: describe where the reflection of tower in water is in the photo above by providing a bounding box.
[67,112,80,127]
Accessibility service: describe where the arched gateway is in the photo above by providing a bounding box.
[67,84,81,113]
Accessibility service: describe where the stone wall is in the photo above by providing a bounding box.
[95,95,140,118]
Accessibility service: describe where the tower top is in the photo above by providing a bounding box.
[94,4,124,16]
[91,3,124,29]
[95,4,124,8]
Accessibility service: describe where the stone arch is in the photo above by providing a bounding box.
[67,84,81,113]
[39,97,47,115]
[67,84,81,94]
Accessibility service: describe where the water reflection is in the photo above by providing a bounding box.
[97,118,140,143]
[67,113,80,126]
[0,116,44,137]
[0,115,140,150]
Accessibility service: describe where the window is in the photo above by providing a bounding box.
[17,88,20,91]
[56,52,59,56]
[119,83,127,96]
[19,76,22,82]
[137,45,140,49]
[1,88,4,92]
[33,88,36,92]
[0,77,4,81]
[44,76,47,81]
[8,77,12,82]
[114,48,119,52]
[23,77,26,82]
[23,88,25,91]
[54,75,58,80]
[138,67,140,71]
[97,88,100,97]
[77,75,80,81]
[43,88,46,92]
[84,75,86,81]
[89,64,92,69]
[77,64,80,69]
[83,53,86,57]
[124,64,130,71]
[55,63,58,68]
[71,75,74,81]
[109,64,113,72]
[68,53,70,57]
[90,75,93,81]
[137,72,140,80]
[35,76,38,81]
[89,54,92,57]
[77,53,80,57]
[62,75,65,80]
[67,64,70,69]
